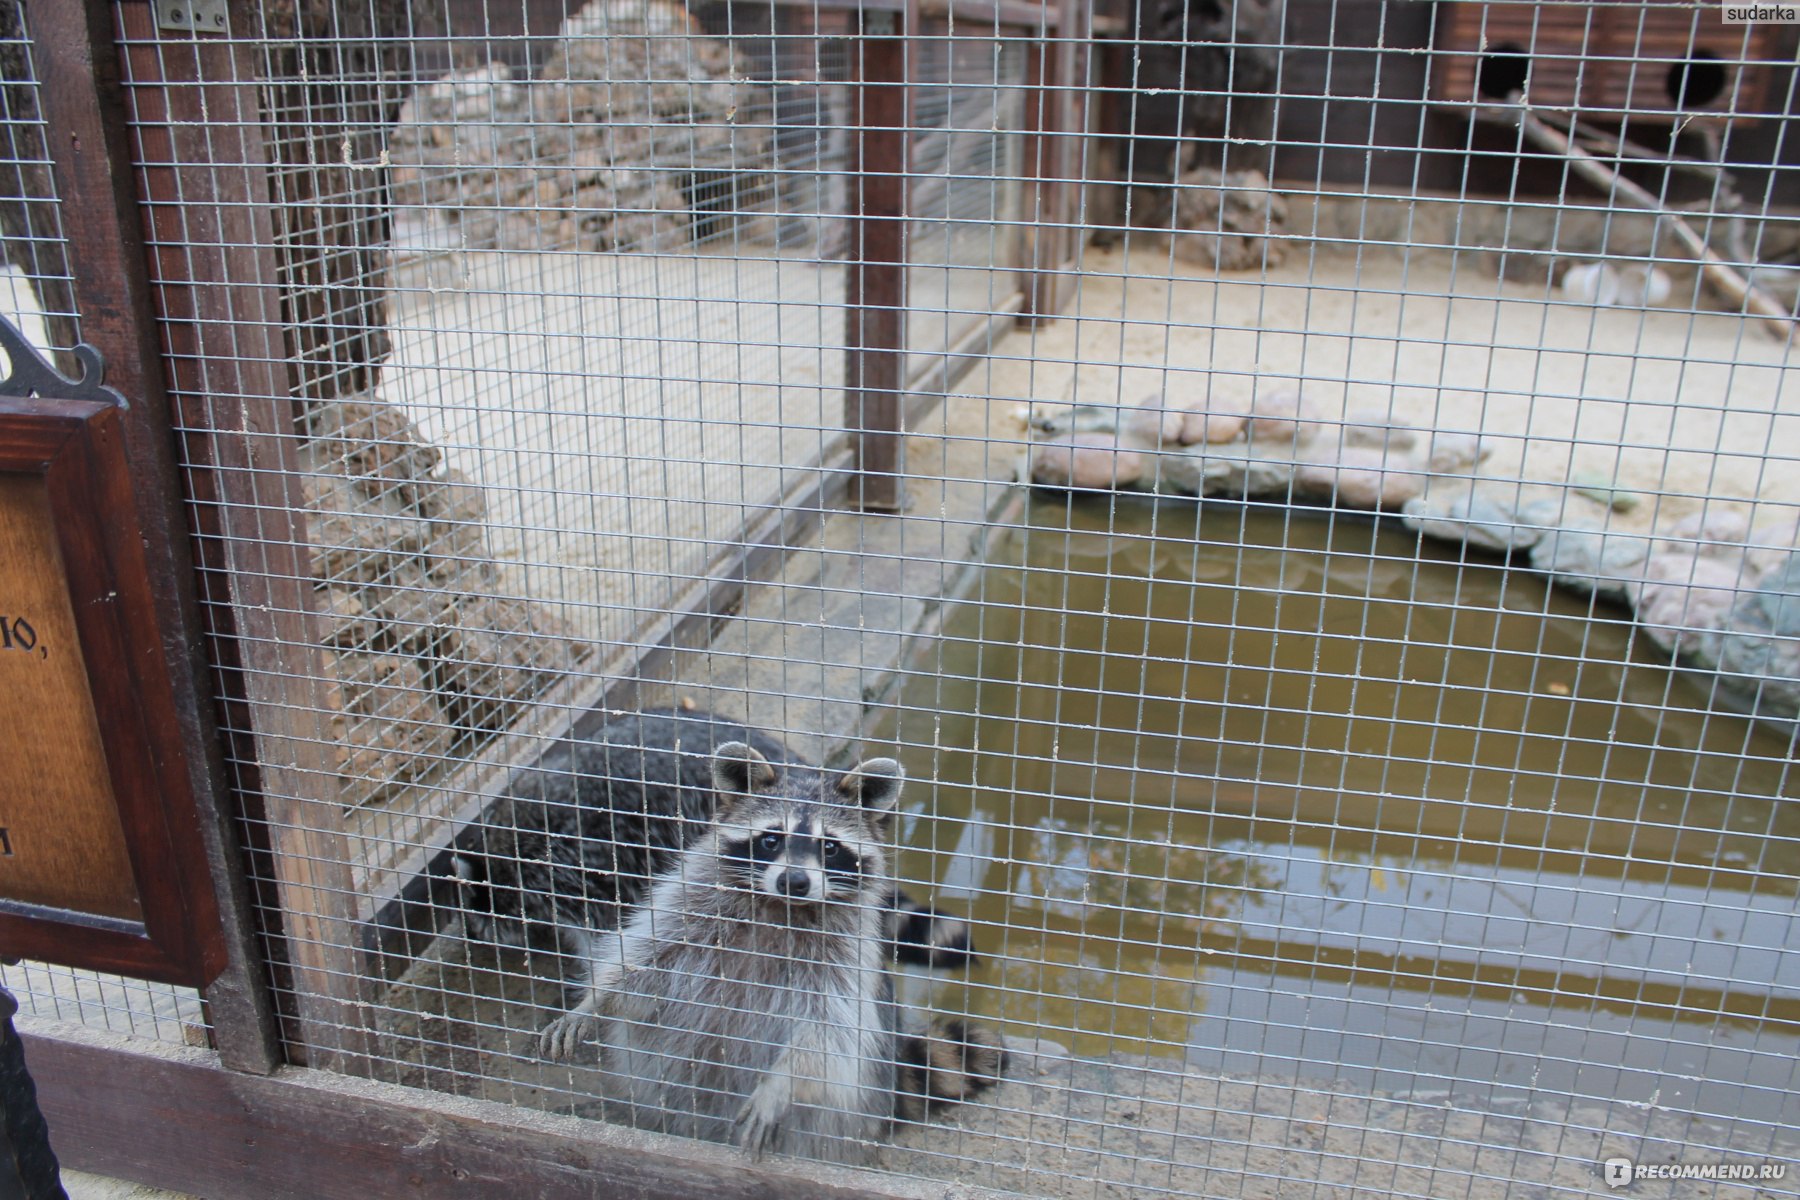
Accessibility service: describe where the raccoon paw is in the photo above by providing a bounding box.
[734,1086,789,1160]
[539,1011,602,1063]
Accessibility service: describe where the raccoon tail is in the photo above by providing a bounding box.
[889,893,978,971]
[895,1017,1007,1122]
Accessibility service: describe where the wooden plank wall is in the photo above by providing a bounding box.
[1108,0,1800,206]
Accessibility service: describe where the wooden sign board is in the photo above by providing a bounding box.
[0,395,226,988]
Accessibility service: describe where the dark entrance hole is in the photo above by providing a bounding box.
[1667,49,1728,109]
[1476,42,1531,100]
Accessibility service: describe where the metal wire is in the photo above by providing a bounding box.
[7,0,1798,1195]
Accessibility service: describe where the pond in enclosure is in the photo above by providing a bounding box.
[875,495,1800,1127]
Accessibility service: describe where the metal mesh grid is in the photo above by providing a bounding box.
[906,31,1029,365]
[15,0,1800,1195]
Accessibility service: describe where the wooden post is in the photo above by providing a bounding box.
[845,5,914,513]
[30,0,282,1075]
[1017,0,1083,322]
[102,1,379,1073]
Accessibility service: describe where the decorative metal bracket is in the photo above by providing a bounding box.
[0,314,126,408]
[151,0,229,36]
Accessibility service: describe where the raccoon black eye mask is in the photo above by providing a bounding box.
[718,816,869,901]
[449,707,977,970]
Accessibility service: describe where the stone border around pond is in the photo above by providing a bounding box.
[1025,389,1800,725]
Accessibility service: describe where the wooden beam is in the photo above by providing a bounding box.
[845,8,915,513]
[1510,107,1800,344]
[1016,0,1086,321]
[24,1021,970,1200]
[113,2,377,1072]
[30,0,281,1074]
[915,0,1060,28]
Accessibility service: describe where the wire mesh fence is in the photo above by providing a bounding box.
[7,0,1800,1195]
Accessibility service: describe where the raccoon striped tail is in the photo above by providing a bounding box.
[895,1017,1007,1122]
[888,895,977,971]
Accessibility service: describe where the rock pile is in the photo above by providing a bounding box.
[386,0,769,254]
[1027,388,1488,509]
[1139,167,1290,272]
[302,398,596,807]
[1025,388,1800,723]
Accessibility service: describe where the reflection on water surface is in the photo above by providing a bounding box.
[880,497,1799,1122]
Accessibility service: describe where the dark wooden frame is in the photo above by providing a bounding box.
[1017,0,1090,321]
[0,398,226,987]
[26,1019,936,1200]
[844,4,916,513]
[844,0,1081,509]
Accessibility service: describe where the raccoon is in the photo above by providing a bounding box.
[538,741,1005,1162]
[450,708,975,970]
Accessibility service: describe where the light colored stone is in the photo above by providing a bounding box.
[1568,469,1642,513]
[1179,408,1249,446]
[301,393,597,796]
[1341,411,1419,452]
[1715,627,1800,716]
[304,397,442,509]
[1626,546,1800,717]
[1619,263,1672,307]
[1528,526,1652,600]
[1560,261,1621,306]
[1749,551,1800,637]
[301,465,426,585]
[1400,485,1548,551]
[1157,444,1295,497]
[1632,551,1749,659]
[1300,449,1426,509]
[428,593,596,733]
[1745,519,1800,579]
[1661,507,1752,549]
[1243,386,1310,443]
[420,468,491,567]
[386,0,770,255]
[320,585,379,650]
[1120,394,1186,447]
[1424,431,1490,474]
[1031,433,1146,490]
[1030,402,1118,439]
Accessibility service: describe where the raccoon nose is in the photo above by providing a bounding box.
[775,869,812,898]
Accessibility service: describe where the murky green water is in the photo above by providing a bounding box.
[877,496,1800,1122]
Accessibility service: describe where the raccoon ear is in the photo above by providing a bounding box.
[713,742,779,797]
[839,757,904,824]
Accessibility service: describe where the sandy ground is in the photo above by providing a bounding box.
[374,236,1800,674]
[379,244,1017,652]
[382,247,849,649]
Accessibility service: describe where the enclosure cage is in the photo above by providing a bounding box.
[3,0,1799,1198]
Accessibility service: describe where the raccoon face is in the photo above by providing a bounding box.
[712,743,903,906]
[718,808,873,904]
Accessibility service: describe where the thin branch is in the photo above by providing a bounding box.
[1498,105,1798,343]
